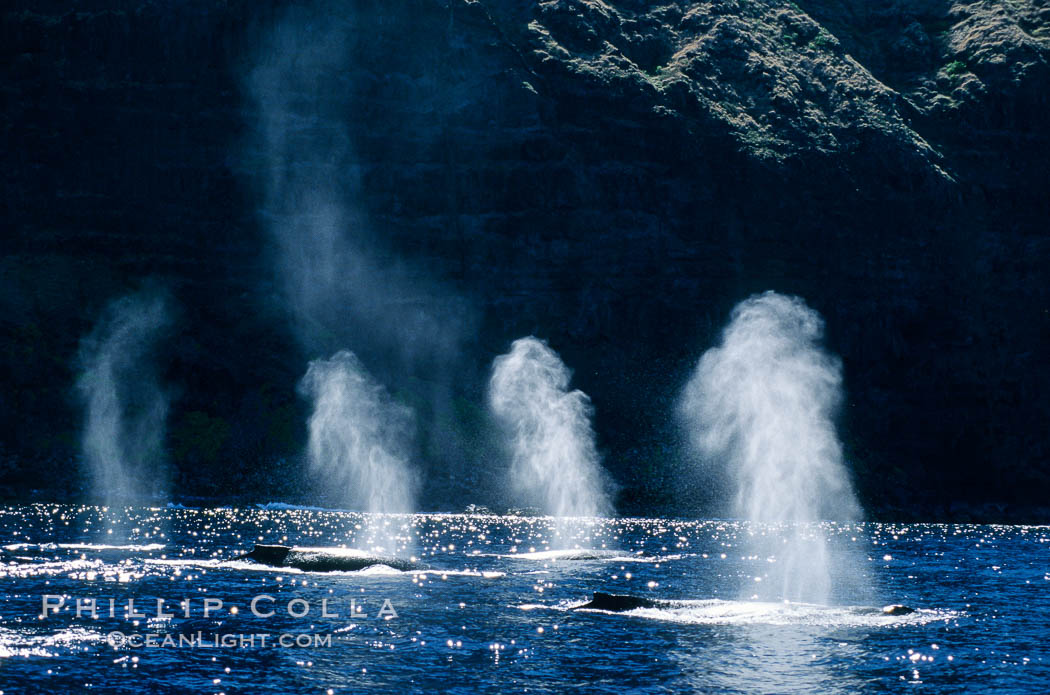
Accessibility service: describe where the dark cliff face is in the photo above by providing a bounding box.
[2,0,1048,518]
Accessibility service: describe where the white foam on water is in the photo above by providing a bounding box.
[0,559,106,579]
[0,626,105,659]
[3,542,59,551]
[413,569,505,578]
[4,542,165,552]
[580,599,958,628]
[501,549,627,561]
[500,548,665,563]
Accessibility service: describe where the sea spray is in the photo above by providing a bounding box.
[488,337,612,539]
[679,291,860,603]
[76,291,171,506]
[299,350,417,553]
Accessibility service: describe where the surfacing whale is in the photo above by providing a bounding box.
[574,592,675,612]
[237,544,426,572]
[574,592,916,615]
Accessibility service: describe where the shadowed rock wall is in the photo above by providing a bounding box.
[2,0,1048,518]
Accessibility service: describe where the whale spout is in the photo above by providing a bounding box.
[237,544,427,572]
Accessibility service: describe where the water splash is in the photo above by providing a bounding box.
[76,292,170,506]
[488,337,612,529]
[679,291,860,603]
[299,350,417,552]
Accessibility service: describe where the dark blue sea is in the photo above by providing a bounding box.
[1,505,1047,693]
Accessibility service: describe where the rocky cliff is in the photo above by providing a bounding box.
[2,0,1048,519]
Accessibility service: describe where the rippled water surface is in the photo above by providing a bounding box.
[1,505,1048,693]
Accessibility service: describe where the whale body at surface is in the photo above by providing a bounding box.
[573,592,916,616]
[881,604,915,616]
[574,592,667,612]
[238,544,426,572]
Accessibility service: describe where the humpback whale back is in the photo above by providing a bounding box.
[574,592,918,617]
[242,544,292,565]
[881,604,915,616]
[575,592,666,612]
[237,544,426,572]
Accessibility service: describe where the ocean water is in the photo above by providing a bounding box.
[0,505,1047,693]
